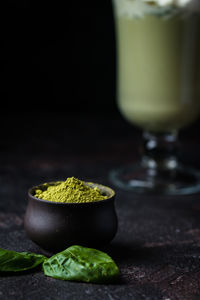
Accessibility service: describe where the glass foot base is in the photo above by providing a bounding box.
[109,163,200,195]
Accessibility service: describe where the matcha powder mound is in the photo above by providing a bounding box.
[34,177,108,203]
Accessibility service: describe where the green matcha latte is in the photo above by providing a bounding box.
[113,0,200,132]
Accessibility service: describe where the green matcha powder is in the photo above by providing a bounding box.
[34,177,108,203]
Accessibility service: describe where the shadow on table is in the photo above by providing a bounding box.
[103,240,200,267]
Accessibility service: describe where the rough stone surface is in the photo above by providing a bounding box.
[0,113,200,300]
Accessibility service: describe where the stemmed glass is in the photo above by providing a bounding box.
[110,0,200,195]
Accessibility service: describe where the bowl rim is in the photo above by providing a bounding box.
[28,181,116,205]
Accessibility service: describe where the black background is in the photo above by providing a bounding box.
[0,0,200,134]
[0,0,117,114]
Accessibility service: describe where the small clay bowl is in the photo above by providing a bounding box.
[24,181,118,253]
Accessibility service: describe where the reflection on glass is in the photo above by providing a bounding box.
[111,0,200,195]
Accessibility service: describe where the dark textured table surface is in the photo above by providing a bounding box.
[1,113,200,300]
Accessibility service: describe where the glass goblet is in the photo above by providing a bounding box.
[110,0,200,195]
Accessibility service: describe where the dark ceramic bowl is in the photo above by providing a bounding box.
[24,181,118,253]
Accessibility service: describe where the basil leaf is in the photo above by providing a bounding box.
[43,245,119,283]
[0,248,47,272]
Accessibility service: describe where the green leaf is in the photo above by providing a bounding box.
[43,245,119,283]
[0,248,47,272]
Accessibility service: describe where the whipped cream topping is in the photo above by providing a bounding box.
[143,0,191,7]
[113,0,200,18]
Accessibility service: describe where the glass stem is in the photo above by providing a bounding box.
[141,131,179,174]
